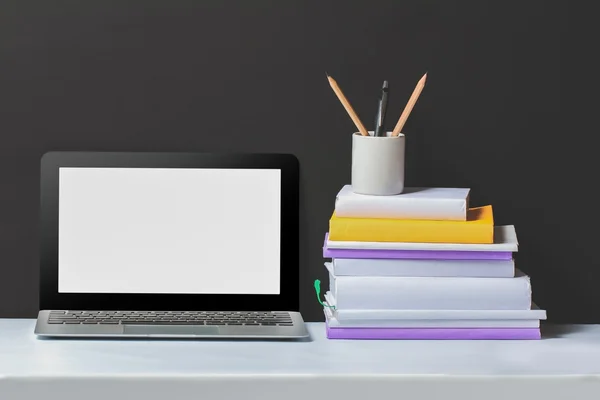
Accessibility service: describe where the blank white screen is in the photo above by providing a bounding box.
[58,167,281,294]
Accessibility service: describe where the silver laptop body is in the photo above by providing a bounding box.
[35,310,308,338]
[35,152,309,339]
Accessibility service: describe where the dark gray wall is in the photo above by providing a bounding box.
[1,1,597,322]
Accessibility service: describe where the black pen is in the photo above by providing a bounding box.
[374,81,389,137]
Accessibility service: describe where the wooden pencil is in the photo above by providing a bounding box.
[392,73,427,137]
[327,74,369,136]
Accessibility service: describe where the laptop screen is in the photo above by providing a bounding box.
[57,167,281,295]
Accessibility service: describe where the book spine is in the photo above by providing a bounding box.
[324,246,514,260]
[325,326,541,340]
[335,198,467,220]
[323,306,540,328]
[326,318,540,328]
[331,259,515,277]
[324,225,518,252]
[331,274,531,310]
[328,215,494,243]
[325,294,547,321]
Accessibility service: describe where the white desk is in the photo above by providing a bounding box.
[1,319,600,400]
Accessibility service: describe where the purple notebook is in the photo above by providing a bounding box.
[326,325,541,340]
[323,234,512,260]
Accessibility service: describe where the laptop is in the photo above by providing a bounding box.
[34,152,309,339]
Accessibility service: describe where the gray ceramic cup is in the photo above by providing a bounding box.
[351,131,405,195]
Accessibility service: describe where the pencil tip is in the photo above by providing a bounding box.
[325,71,330,78]
[383,80,389,89]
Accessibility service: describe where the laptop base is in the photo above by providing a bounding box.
[34,310,310,339]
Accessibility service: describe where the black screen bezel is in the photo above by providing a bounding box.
[39,151,299,311]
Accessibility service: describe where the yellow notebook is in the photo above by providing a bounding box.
[329,205,494,244]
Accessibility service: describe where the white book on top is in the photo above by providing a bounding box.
[326,263,532,310]
[324,292,546,320]
[334,185,470,220]
[326,225,518,251]
[323,307,541,328]
[329,258,515,277]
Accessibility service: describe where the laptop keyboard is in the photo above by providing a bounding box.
[47,311,294,326]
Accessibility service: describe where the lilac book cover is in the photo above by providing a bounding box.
[326,324,541,340]
[323,234,512,260]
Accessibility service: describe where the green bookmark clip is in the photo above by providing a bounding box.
[314,279,335,309]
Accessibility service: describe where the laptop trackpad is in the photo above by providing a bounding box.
[123,325,220,336]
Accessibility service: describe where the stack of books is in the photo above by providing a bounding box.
[321,185,546,340]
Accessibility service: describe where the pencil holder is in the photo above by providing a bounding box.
[351,132,405,195]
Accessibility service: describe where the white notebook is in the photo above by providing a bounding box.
[328,259,515,277]
[323,307,541,328]
[326,263,532,310]
[324,292,546,320]
[326,225,519,251]
[335,185,470,220]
